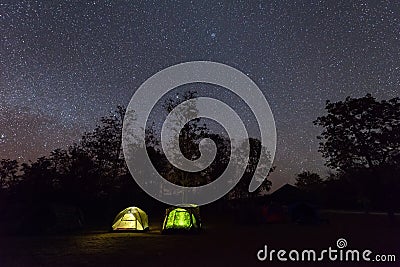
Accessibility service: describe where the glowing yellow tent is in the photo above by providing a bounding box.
[112,207,149,231]
[162,204,201,233]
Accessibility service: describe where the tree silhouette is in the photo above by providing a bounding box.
[80,105,127,179]
[295,171,323,190]
[0,159,19,191]
[229,137,274,199]
[19,157,56,202]
[314,94,400,212]
[314,94,400,171]
[160,91,211,187]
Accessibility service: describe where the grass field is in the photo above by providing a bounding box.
[0,211,399,267]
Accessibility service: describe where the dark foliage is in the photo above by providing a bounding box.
[0,94,274,226]
[313,94,400,212]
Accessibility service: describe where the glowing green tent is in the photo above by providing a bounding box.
[162,204,201,233]
[112,207,149,231]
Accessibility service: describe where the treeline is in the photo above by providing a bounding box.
[295,94,400,212]
[0,92,273,223]
[0,106,147,222]
[0,93,399,221]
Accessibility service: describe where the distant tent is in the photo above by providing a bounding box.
[261,202,287,223]
[288,202,320,224]
[162,204,201,233]
[112,207,149,231]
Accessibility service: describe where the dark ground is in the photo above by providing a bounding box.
[0,211,399,267]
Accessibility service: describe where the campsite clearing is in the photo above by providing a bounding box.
[0,211,399,267]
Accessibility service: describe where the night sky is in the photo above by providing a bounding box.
[1,1,399,189]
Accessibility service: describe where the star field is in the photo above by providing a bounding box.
[1,1,399,189]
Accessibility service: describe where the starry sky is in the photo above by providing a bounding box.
[1,1,399,189]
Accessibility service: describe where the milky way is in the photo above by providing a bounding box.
[1,1,399,188]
